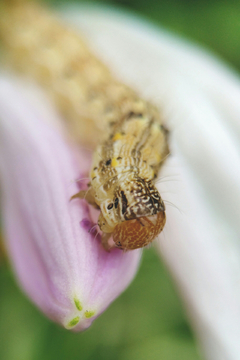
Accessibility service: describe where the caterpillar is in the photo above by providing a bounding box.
[0,0,169,251]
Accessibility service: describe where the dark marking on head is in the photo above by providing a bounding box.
[152,196,160,205]
[106,159,111,166]
[121,191,128,215]
[114,197,119,208]
[93,167,97,171]
[107,203,113,210]
[117,156,122,160]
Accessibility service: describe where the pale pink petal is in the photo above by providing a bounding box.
[0,75,141,331]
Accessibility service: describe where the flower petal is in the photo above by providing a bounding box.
[0,75,141,331]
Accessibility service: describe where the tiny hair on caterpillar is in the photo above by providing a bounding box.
[0,0,169,251]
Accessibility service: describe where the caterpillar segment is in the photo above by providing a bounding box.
[0,0,169,251]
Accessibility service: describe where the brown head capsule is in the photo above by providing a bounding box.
[112,212,166,250]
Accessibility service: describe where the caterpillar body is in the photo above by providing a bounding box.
[0,0,169,251]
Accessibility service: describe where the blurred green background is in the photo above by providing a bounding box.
[1,0,240,359]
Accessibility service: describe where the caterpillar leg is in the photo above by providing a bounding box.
[70,188,99,208]
[70,190,86,200]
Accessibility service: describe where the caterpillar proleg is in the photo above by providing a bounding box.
[0,0,169,250]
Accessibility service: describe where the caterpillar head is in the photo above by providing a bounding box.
[112,178,166,250]
[99,177,166,250]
